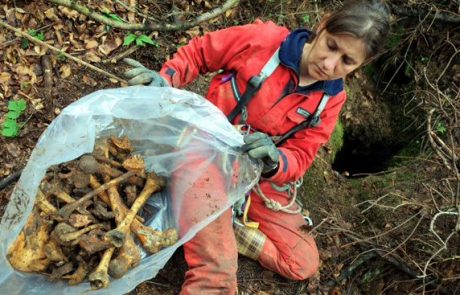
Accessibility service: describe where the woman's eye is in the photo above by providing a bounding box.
[327,41,336,51]
[343,56,353,65]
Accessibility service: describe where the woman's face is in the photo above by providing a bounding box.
[303,30,367,81]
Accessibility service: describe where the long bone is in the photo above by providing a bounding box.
[88,247,115,290]
[105,172,166,247]
[40,180,76,204]
[90,175,164,253]
[36,189,63,221]
[58,171,135,220]
[104,176,141,277]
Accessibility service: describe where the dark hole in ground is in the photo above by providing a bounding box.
[332,134,403,177]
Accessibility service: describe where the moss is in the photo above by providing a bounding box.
[328,120,344,162]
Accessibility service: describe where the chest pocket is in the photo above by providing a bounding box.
[287,106,322,128]
[275,93,331,146]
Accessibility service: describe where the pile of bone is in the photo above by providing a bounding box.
[7,137,178,289]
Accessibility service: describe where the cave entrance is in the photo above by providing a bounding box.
[331,135,402,177]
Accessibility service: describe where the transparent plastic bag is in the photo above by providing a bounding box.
[0,86,261,294]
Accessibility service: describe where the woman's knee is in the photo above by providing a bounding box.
[285,239,320,280]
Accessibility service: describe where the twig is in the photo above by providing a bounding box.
[429,209,459,245]
[47,0,240,31]
[102,31,157,64]
[427,109,454,171]
[0,19,127,85]
[0,169,23,191]
[341,210,423,248]
[41,55,53,98]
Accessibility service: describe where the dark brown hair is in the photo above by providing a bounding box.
[321,0,391,59]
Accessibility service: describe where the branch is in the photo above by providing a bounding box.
[389,3,460,24]
[0,19,127,85]
[47,0,240,31]
[0,169,23,191]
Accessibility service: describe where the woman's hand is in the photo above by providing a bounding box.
[123,58,170,87]
[242,132,280,175]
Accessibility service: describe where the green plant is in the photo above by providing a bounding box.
[123,33,158,47]
[57,52,67,61]
[2,99,27,138]
[102,12,124,31]
[301,15,310,25]
[103,12,124,23]
[21,29,45,48]
[436,121,447,135]
[28,29,45,41]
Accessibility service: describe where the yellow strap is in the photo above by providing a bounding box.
[243,196,259,229]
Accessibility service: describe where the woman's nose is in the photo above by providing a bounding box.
[323,54,340,71]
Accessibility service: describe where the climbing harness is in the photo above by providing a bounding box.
[229,48,331,225]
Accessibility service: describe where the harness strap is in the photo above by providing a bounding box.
[227,49,281,123]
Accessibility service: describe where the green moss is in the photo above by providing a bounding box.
[328,120,344,162]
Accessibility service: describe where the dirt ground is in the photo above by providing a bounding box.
[1,0,459,294]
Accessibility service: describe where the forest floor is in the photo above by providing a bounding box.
[0,1,459,294]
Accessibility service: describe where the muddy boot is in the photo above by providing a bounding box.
[234,224,266,260]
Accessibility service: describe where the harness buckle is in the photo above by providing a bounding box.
[248,75,265,91]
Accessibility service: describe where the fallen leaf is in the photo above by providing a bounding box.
[0,72,11,84]
[85,39,99,50]
[82,75,97,86]
[59,6,80,20]
[44,8,59,21]
[98,37,122,55]
[6,143,22,157]
[30,98,44,110]
[59,64,71,78]
[85,51,101,63]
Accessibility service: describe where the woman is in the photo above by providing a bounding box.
[124,0,391,293]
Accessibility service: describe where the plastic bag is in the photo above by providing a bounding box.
[0,86,261,294]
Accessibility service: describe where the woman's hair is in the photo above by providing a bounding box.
[321,0,391,59]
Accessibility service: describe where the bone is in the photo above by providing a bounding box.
[63,259,88,285]
[105,172,166,247]
[90,175,144,224]
[68,213,94,228]
[108,233,141,278]
[50,262,74,280]
[55,223,105,243]
[124,185,137,207]
[7,208,50,272]
[79,154,123,178]
[36,189,63,221]
[44,240,67,262]
[59,171,135,220]
[91,200,115,220]
[88,247,115,290]
[110,136,134,152]
[40,180,76,204]
[102,173,167,253]
[103,179,141,277]
[78,231,112,254]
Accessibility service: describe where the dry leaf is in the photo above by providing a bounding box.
[0,72,11,84]
[82,75,97,86]
[44,8,59,22]
[59,64,71,78]
[98,37,122,56]
[59,6,80,20]
[30,98,44,110]
[52,24,64,46]
[85,51,101,63]
[85,40,99,50]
